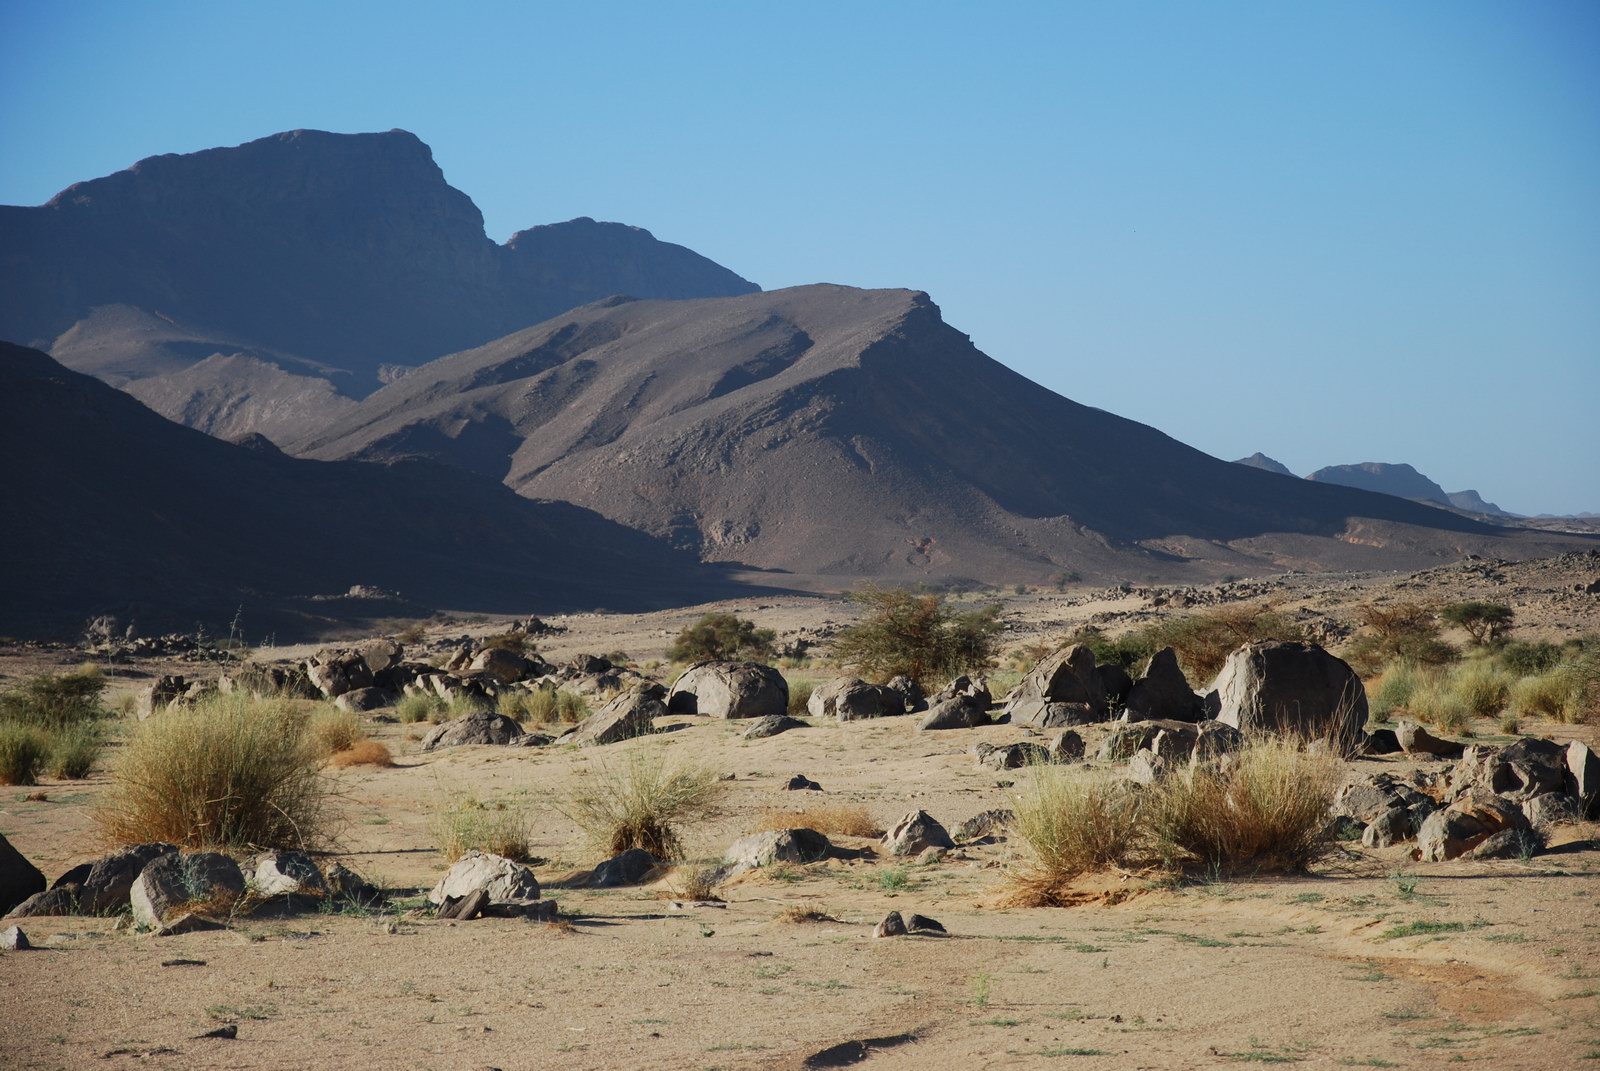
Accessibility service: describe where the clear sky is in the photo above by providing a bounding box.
[2,1,1596,514]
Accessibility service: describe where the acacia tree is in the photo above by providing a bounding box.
[1440,601,1514,646]
[830,586,1002,685]
[668,613,775,663]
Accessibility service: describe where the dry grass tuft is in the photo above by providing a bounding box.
[673,865,723,902]
[96,693,331,851]
[1145,737,1343,875]
[431,793,533,862]
[755,804,879,838]
[561,748,725,860]
[1008,764,1141,904]
[308,706,365,759]
[776,902,840,924]
[328,739,393,768]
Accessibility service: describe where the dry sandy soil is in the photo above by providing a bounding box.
[2,555,1599,1070]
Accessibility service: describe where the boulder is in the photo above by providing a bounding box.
[469,647,538,685]
[355,638,404,675]
[306,661,351,700]
[81,843,178,914]
[220,663,321,700]
[1464,828,1540,860]
[569,654,613,675]
[928,675,991,710]
[743,715,807,740]
[882,810,954,857]
[1360,728,1403,755]
[1050,730,1086,761]
[1098,662,1134,709]
[1128,749,1169,785]
[918,695,990,731]
[323,862,385,907]
[421,710,525,751]
[722,829,831,875]
[0,925,29,950]
[130,852,245,928]
[137,675,188,719]
[1124,648,1202,722]
[427,851,540,906]
[783,774,822,791]
[1191,720,1245,761]
[978,742,1050,770]
[1416,789,1529,862]
[1362,806,1414,848]
[1003,645,1107,727]
[873,910,907,938]
[1522,792,1581,831]
[563,683,665,746]
[1566,740,1599,816]
[1333,773,1437,826]
[0,833,44,916]
[808,677,900,721]
[250,850,330,899]
[1211,642,1366,748]
[6,886,80,918]
[956,809,1014,842]
[884,676,927,713]
[1097,719,1197,762]
[334,687,393,713]
[1450,739,1567,802]
[589,849,661,888]
[1396,720,1464,759]
[668,661,788,719]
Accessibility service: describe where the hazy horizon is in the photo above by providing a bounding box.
[3,1,1595,514]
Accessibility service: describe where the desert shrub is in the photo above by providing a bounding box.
[46,722,103,779]
[1140,605,1307,686]
[1510,647,1600,725]
[1408,676,1471,733]
[0,724,49,786]
[1498,641,1563,676]
[0,666,107,728]
[395,692,444,724]
[561,749,725,860]
[328,740,393,768]
[755,804,879,838]
[1144,738,1343,875]
[308,706,365,759]
[676,865,722,901]
[668,613,776,663]
[443,693,494,719]
[831,586,1002,685]
[1009,764,1141,902]
[1497,711,1521,735]
[1440,601,1514,646]
[503,688,588,726]
[1060,625,1158,673]
[1510,673,1566,720]
[481,631,529,654]
[1343,603,1456,675]
[787,681,814,717]
[96,693,331,851]
[395,623,427,645]
[1369,662,1421,720]
[1448,660,1511,719]
[432,793,532,862]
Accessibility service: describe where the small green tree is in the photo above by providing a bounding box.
[1440,601,1514,646]
[668,613,775,664]
[1343,602,1456,675]
[830,586,1002,685]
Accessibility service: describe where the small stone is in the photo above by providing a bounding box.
[905,913,946,934]
[873,911,906,938]
[917,846,947,865]
[783,774,822,791]
[0,925,29,950]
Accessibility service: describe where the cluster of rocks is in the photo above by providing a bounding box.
[80,617,242,663]
[1335,737,1598,860]
[0,836,380,934]
[428,851,554,921]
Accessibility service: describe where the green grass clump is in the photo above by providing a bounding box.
[787,681,814,717]
[1009,764,1142,903]
[1407,677,1471,733]
[500,688,588,726]
[396,692,444,724]
[96,693,331,851]
[46,722,104,779]
[0,666,107,728]
[0,724,49,785]
[1368,662,1421,720]
[1448,660,1511,719]
[561,748,726,860]
[431,794,533,862]
[1510,646,1599,724]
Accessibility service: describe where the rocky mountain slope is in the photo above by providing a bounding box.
[0,129,756,439]
[293,285,1595,586]
[1233,453,1297,477]
[1307,462,1452,505]
[0,342,749,639]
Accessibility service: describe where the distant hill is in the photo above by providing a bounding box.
[1447,489,1511,517]
[0,342,750,640]
[1233,453,1296,477]
[290,285,1596,586]
[1306,462,1452,505]
[0,129,757,439]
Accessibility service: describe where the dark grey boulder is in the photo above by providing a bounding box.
[1124,648,1202,722]
[131,852,245,928]
[334,686,393,713]
[978,742,1050,770]
[883,810,953,856]
[82,843,178,914]
[1522,792,1581,831]
[1416,789,1529,862]
[1464,828,1541,860]
[1212,642,1366,749]
[884,675,927,713]
[0,833,44,917]
[1003,645,1107,727]
[1397,720,1464,758]
[563,683,665,746]
[784,774,822,791]
[1450,739,1566,802]
[722,828,831,876]
[918,695,990,731]
[1098,662,1134,709]
[743,715,807,740]
[589,849,661,888]
[421,710,525,751]
[1362,806,1414,848]
[669,661,788,719]
[6,885,79,918]
[928,675,991,709]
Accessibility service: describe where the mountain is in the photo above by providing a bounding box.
[1233,453,1296,477]
[0,129,757,439]
[1306,462,1452,506]
[292,285,1594,586]
[1446,489,1512,517]
[0,342,751,640]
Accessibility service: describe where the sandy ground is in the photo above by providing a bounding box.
[3,556,1600,1069]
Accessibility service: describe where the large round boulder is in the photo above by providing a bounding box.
[667,661,788,719]
[0,833,44,917]
[1210,642,1366,748]
[1002,645,1107,727]
[1124,648,1202,722]
[421,710,525,751]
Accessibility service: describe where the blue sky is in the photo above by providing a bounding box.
[2,1,1595,514]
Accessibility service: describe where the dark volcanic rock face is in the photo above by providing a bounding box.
[0,129,757,434]
[290,285,1594,585]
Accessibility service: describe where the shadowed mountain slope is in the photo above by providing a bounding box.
[0,342,756,639]
[294,285,1594,585]
[0,129,756,437]
[1234,452,1297,477]
[1307,462,1452,506]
